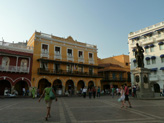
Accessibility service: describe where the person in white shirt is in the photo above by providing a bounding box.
[82,87,87,98]
[23,88,26,96]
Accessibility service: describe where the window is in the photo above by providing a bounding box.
[112,73,116,80]
[20,59,28,71]
[145,48,149,53]
[146,59,150,65]
[89,67,93,75]
[159,45,164,50]
[152,59,156,64]
[67,64,73,72]
[78,66,83,73]
[41,62,48,70]
[150,47,154,52]
[67,49,72,56]
[55,47,60,54]
[89,53,93,59]
[2,57,10,69]
[78,51,83,58]
[54,63,60,72]
[134,62,137,67]
[42,44,48,51]
[133,52,135,56]
[126,63,129,66]
[161,57,164,63]
[119,73,123,80]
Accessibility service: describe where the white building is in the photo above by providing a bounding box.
[128,21,164,93]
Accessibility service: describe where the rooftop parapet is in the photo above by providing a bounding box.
[0,40,33,53]
[128,21,164,38]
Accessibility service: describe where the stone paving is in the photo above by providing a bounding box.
[0,96,164,123]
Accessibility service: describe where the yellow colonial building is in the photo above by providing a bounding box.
[27,31,102,95]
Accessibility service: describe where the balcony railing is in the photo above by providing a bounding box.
[156,34,164,41]
[41,49,49,58]
[54,51,62,60]
[38,68,102,78]
[67,53,74,61]
[101,77,127,82]
[142,37,155,45]
[78,56,84,63]
[89,58,94,64]
[0,65,29,73]
[149,75,159,81]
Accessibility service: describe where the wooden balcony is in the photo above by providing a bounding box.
[101,77,127,82]
[38,68,103,78]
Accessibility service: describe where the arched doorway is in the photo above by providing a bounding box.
[77,80,85,91]
[53,79,62,95]
[0,80,11,95]
[65,80,74,95]
[88,81,94,89]
[38,79,50,94]
[154,83,160,93]
[15,81,29,95]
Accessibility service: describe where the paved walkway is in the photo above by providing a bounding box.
[0,96,164,123]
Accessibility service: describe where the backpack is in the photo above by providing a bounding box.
[50,88,55,100]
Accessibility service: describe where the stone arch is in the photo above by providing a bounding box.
[154,83,160,93]
[14,77,31,87]
[65,80,74,94]
[77,80,85,91]
[14,80,29,95]
[0,76,13,86]
[88,81,94,89]
[38,78,51,94]
[0,79,12,95]
[35,76,52,87]
[53,79,63,95]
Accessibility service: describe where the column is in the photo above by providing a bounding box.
[74,86,77,95]
[62,86,65,95]
[28,57,31,73]
[16,56,19,72]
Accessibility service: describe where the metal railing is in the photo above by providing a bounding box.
[38,68,102,78]
[101,77,127,82]
[0,65,29,73]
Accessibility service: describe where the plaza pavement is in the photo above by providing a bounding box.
[0,96,164,123]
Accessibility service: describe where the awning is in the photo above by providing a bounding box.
[145,57,150,60]
[142,32,153,36]
[160,54,164,58]
[131,37,140,40]
[151,56,156,59]
[133,59,136,62]
[149,44,154,47]
[158,42,163,45]
[156,28,164,32]
[150,68,158,71]
[160,67,164,70]
[144,45,149,49]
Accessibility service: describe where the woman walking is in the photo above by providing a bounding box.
[38,83,57,121]
[120,85,126,108]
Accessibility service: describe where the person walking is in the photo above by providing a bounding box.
[88,87,92,99]
[38,83,57,121]
[120,85,126,108]
[31,88,36,99]
[22,87,26,96]
[111,87,115,98]
[124,84,132,108]
[82,87,87,98]
[92,86,96,99]
[97,86,100,98]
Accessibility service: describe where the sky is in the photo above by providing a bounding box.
[0,0,164,58]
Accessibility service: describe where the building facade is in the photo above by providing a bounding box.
[0,40,33,95]
[128,21,164,93]
[98,55,131,90]
[27,31,102,95]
